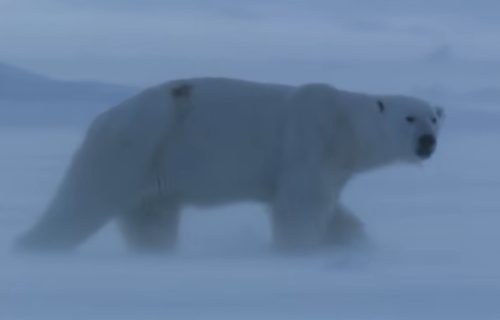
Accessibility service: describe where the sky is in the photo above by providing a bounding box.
[1,0,499,90]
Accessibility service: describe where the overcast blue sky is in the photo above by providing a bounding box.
[1,0,499,90]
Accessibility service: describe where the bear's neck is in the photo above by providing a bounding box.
[353,145,396,173]
[348,124,396,174]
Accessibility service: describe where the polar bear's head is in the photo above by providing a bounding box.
[376,96,444,163]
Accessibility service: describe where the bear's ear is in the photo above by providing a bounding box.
[435,106,445,119]
[377,100,385,114]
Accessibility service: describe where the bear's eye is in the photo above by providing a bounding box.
[406,116,415,123]
[431,117,437,124]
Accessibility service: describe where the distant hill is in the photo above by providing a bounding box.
[0,62,136,103]
[0,62,138,126]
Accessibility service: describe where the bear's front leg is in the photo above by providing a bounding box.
[322,203,369,248]
[271,170,332,252]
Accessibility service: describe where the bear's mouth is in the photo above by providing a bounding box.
[416,147,434,159]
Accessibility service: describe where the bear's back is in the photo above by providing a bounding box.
[160,78,295,204]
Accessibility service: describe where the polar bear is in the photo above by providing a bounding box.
[16,78,444,252]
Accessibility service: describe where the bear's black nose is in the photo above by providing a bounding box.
[416,134,436,158]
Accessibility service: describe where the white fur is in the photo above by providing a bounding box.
[16,78,443,251]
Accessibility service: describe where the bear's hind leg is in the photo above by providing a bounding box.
[118,197,180,253]
[15,206,113,251]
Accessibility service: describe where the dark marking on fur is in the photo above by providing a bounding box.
[171,83,192,99]
[170,83,193,121]
[377,100,385,113]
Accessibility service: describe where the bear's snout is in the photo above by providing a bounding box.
[416,134,436,158]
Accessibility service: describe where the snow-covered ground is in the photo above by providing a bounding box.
[1,119,499,319]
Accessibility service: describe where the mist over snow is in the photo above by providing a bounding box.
[1,1,500,319]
